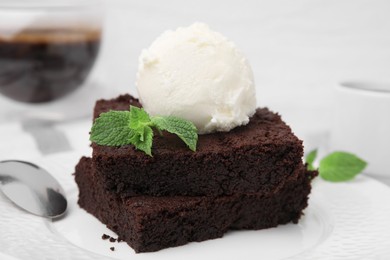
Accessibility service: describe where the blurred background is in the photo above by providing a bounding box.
[0,0,389,156]
[92,0,390,136]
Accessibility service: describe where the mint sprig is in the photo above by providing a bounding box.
[90,106,198,156]
[305,150,367,182]
[90,111,134,146]
[151,116,198,151]
[305,149,317,171]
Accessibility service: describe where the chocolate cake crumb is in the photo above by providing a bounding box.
[75,157,316,253]
[102,234,110,240]
[92,94,304,197]
[73,94,316,253]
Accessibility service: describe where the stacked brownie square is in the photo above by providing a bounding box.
[74,94,317,253]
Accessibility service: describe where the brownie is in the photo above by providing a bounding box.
[92,94,304,197]
[75,157,316,253]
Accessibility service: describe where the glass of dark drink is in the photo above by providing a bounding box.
[0,0,103,104]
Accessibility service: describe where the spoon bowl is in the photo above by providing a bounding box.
[0,160,67,218]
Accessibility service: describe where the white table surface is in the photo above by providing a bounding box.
[0,3,389,259]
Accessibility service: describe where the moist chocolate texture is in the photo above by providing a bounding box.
[75,94,317,253]
[92,94,304,197]
[76,157,316,253]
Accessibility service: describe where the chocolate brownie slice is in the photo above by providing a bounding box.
[92,94,304,197]
[75,157,316,253]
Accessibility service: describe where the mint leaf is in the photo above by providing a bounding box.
[319,151,367,182]
[129,106,151,129]
[129,106,151,141]
[90,106,198,156]
[90,111,135,146]
[305,149,318,171]
[151,116,198,151]
[129,126,153,156]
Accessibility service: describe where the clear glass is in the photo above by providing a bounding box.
[0,0,103,104]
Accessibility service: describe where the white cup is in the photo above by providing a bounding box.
[330,81,390,178]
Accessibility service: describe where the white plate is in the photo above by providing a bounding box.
[1,152,390,260]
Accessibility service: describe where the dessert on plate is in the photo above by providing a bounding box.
[92,94,304,197]
[74,23,317,253]
[76,157,314,253]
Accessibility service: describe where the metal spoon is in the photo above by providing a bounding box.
[0,160,67,218]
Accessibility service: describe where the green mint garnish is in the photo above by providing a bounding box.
[151,116,198,152]
[319,151,367,182]
[90,106,198,156]
[305,150,367,182]
[305,149,318,171]
[90,111,134,147]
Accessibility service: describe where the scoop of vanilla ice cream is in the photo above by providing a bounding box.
[136,23,256,134]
